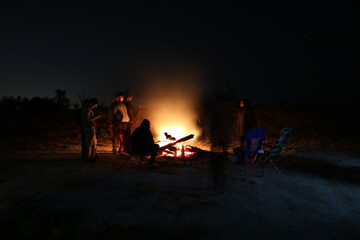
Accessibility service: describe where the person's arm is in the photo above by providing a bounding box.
[90,115,102,121]
[89,110,101,124]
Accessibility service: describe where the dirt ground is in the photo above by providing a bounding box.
[1,148,360,240]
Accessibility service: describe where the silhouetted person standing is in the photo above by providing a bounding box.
[209,152,226,194]
[210,99,234,153]
[80,98,101,162]
[233,98,258,147]
[79,99,89,159]
[124,91,136,133]
[108,92,130,154]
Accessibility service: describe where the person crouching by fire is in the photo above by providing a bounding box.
[131,119,160,168]
[80,98,101,163]
[108,92,131,154]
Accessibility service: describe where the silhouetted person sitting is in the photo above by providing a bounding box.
[131,119,159,168]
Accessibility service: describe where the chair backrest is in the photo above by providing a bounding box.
[245,128,266,155]
[270,127,292,158]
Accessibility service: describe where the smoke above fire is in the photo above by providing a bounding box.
[134,59,204,145]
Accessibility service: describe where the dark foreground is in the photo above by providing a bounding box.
[1,150,360,240]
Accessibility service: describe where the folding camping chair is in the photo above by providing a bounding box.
[225,128,266,180]
[264,127,292,172]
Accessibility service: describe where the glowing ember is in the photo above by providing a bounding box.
[156,131,196,158]
[160,143,194,158]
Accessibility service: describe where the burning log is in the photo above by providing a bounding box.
[186,146,209,154]
[158,134,194,152]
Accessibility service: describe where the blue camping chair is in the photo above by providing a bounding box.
[264,127,292,171]
[225,128,266,180]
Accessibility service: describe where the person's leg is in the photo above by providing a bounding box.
[110,127,115,153]
[209,153,226,193]
[148,144,160,165]
[119,129,125,153]
[111,127,119,153]
[80,128,86,159]
[90,127,97,158]
[239,135,245,148]
[84,127,93,161]
[123,128,132,154]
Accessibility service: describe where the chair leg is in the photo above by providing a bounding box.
[224,165,235,175]
[264,152,281,172]
[269,159,280,172]
[255,154,265,177]
[247,154,265,177]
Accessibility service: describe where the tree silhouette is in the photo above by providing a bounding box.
[53,89,70,109]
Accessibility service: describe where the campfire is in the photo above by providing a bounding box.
[157,132,196,158]
[135,61,205,158]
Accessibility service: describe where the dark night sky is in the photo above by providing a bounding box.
[0,0,358,105]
